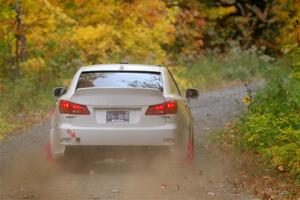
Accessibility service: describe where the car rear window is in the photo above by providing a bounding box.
[77,71,163,90]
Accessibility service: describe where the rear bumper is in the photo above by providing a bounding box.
[51,123,178,147]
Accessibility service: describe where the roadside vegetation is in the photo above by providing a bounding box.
[247,58,300,184]
[0,0,299,187]
[170,45,271,91]
[221,47,300,184]
[222,4,300,184]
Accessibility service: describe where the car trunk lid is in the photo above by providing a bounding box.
[69,87,166,127]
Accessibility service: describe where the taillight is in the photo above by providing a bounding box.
[59,100,90,115]
[145,100,177,115]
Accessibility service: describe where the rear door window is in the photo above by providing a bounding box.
[77,71,163,90]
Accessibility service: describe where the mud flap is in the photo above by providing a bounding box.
[45,139,54,163]
[187,126,195,162]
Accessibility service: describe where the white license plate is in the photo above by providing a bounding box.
[106,111,129,123]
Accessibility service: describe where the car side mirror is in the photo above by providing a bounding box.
[52,87,67,98]
[185,88,199,99]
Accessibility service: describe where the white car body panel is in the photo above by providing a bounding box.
[50,64,193,159]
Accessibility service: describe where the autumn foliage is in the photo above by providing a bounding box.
[0,0,300,182]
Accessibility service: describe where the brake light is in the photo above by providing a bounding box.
[145,100,177,115]
[59,100,90,115]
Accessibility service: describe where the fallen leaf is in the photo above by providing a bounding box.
[277,166,284,172]
[261,192,273,200]
[112,189,120,193]
[263,176,271,179]
[208,192,216,196]
[161,184,167,190]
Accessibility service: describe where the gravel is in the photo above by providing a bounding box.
[0,83,261,200]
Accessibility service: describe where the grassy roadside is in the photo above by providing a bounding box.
[212,126,300,199]
[222,58,300,184]
[213,49,300,198]
[169,46,271,92]
[0,79,55,140]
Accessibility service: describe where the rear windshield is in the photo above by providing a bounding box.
[77,71,163,90]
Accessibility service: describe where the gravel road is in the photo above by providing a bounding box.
[0,84,259,200]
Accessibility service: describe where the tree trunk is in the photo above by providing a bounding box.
[14,0,24,77]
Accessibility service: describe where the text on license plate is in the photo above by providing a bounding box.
[106,111,129,122]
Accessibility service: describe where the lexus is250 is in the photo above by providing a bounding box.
[50,64,199,161]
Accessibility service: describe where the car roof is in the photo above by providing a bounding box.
[79,64,164,73]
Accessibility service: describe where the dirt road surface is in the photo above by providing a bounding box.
[0,85,258,200]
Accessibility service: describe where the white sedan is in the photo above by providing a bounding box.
[50,64,198,161]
